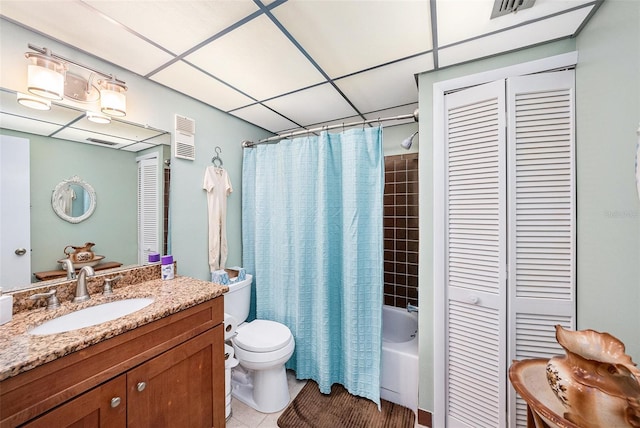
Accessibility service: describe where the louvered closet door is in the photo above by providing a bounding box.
[138,157,159,264]
[506,70,576,428]
[444,80,508,428]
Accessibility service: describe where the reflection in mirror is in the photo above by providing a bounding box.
[1,87,171,291]
[52,176,96,223]
[1,87,170,151]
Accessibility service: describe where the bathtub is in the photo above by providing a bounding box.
[380,304,419,413]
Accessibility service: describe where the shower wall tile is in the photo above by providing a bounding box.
[383,153,419,310]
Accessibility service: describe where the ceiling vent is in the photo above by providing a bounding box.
[86,137,119,146]
[174,114,195,161]
[491,0,536,19]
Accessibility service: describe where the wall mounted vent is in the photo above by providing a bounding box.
[174,114,195,161]
[491,0,536,19]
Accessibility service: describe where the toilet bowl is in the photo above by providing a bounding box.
[224,275,295,413]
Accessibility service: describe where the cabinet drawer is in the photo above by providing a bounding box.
[21,375,126,428]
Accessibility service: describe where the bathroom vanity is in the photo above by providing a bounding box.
[0,269,228,428]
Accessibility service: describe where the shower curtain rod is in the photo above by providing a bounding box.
[241,108,419,148]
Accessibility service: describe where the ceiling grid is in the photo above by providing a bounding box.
[0,0,602,142]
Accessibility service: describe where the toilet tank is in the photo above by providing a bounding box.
[223,274,252,324]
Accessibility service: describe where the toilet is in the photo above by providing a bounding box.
[224,274,295,413]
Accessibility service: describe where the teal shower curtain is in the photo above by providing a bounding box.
[242,126,384,406]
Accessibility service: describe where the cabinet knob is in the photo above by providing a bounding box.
[110,397,121,408]
[136,381,147,392]
[15,248,27,256]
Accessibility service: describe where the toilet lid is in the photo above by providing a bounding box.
[234,320,292,353]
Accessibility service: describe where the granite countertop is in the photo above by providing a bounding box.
[0,276,228,382]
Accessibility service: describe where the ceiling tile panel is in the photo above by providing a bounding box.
[263,83,358,132]
[0,1,174,76]
[272,1,432,78]
[151,61,255,112]
[438,6,593,68]
[186,15,326,101]
[0,112,65,137]
[84,0,259,55]
[230,103,298,134]
[297,114,363,132]
[436,0,595,46]
[120,142,155,152]
[336,54,433,115]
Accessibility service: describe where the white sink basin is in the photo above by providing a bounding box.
[29,298,154,335]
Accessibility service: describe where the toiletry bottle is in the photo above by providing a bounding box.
[0,288,13,325]
[148,252,160,264]
[161,255,174,280]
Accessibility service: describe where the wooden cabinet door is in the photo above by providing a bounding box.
[127,326,225,428]
[22,375,126,428]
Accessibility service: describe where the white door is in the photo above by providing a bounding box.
[0,135,31,289]
[507,70,576,427]
[137,156,159,264]
[443,80,508,428]
[437,70,576,428]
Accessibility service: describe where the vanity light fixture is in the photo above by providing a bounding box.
[21,44,127,117]
[16,92,51,111]
[24,50,66,100]
[99,78,127,117]
[86,111,111,124]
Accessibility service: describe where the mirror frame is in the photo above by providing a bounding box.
[51,175,96,223]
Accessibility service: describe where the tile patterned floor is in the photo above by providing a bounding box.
[225,370,427,428]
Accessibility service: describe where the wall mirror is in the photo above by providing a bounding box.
[51,175,96,223]
[1,87,170,291]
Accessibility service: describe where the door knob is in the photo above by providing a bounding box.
[14,248,27,256]
[110,397,121,408]
[136,381,147,392]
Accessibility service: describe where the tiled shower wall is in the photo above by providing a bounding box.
[383,153,419,309]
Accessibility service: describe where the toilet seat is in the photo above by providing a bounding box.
[234,320,292,352]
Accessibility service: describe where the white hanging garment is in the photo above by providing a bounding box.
[203,166,233,271]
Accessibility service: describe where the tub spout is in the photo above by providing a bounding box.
[407,303,419,313]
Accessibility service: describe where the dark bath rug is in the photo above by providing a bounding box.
[277,380,415,428]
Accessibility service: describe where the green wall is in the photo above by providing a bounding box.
[574,0,639,360]
[417,0,639,415]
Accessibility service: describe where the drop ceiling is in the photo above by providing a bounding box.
[0,0,602,140]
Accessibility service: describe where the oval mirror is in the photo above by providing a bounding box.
[51,175,96,223]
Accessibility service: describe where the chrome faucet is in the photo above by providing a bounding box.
[60,259,76,280]
[407,303,419,313]
[73,266,95,303]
